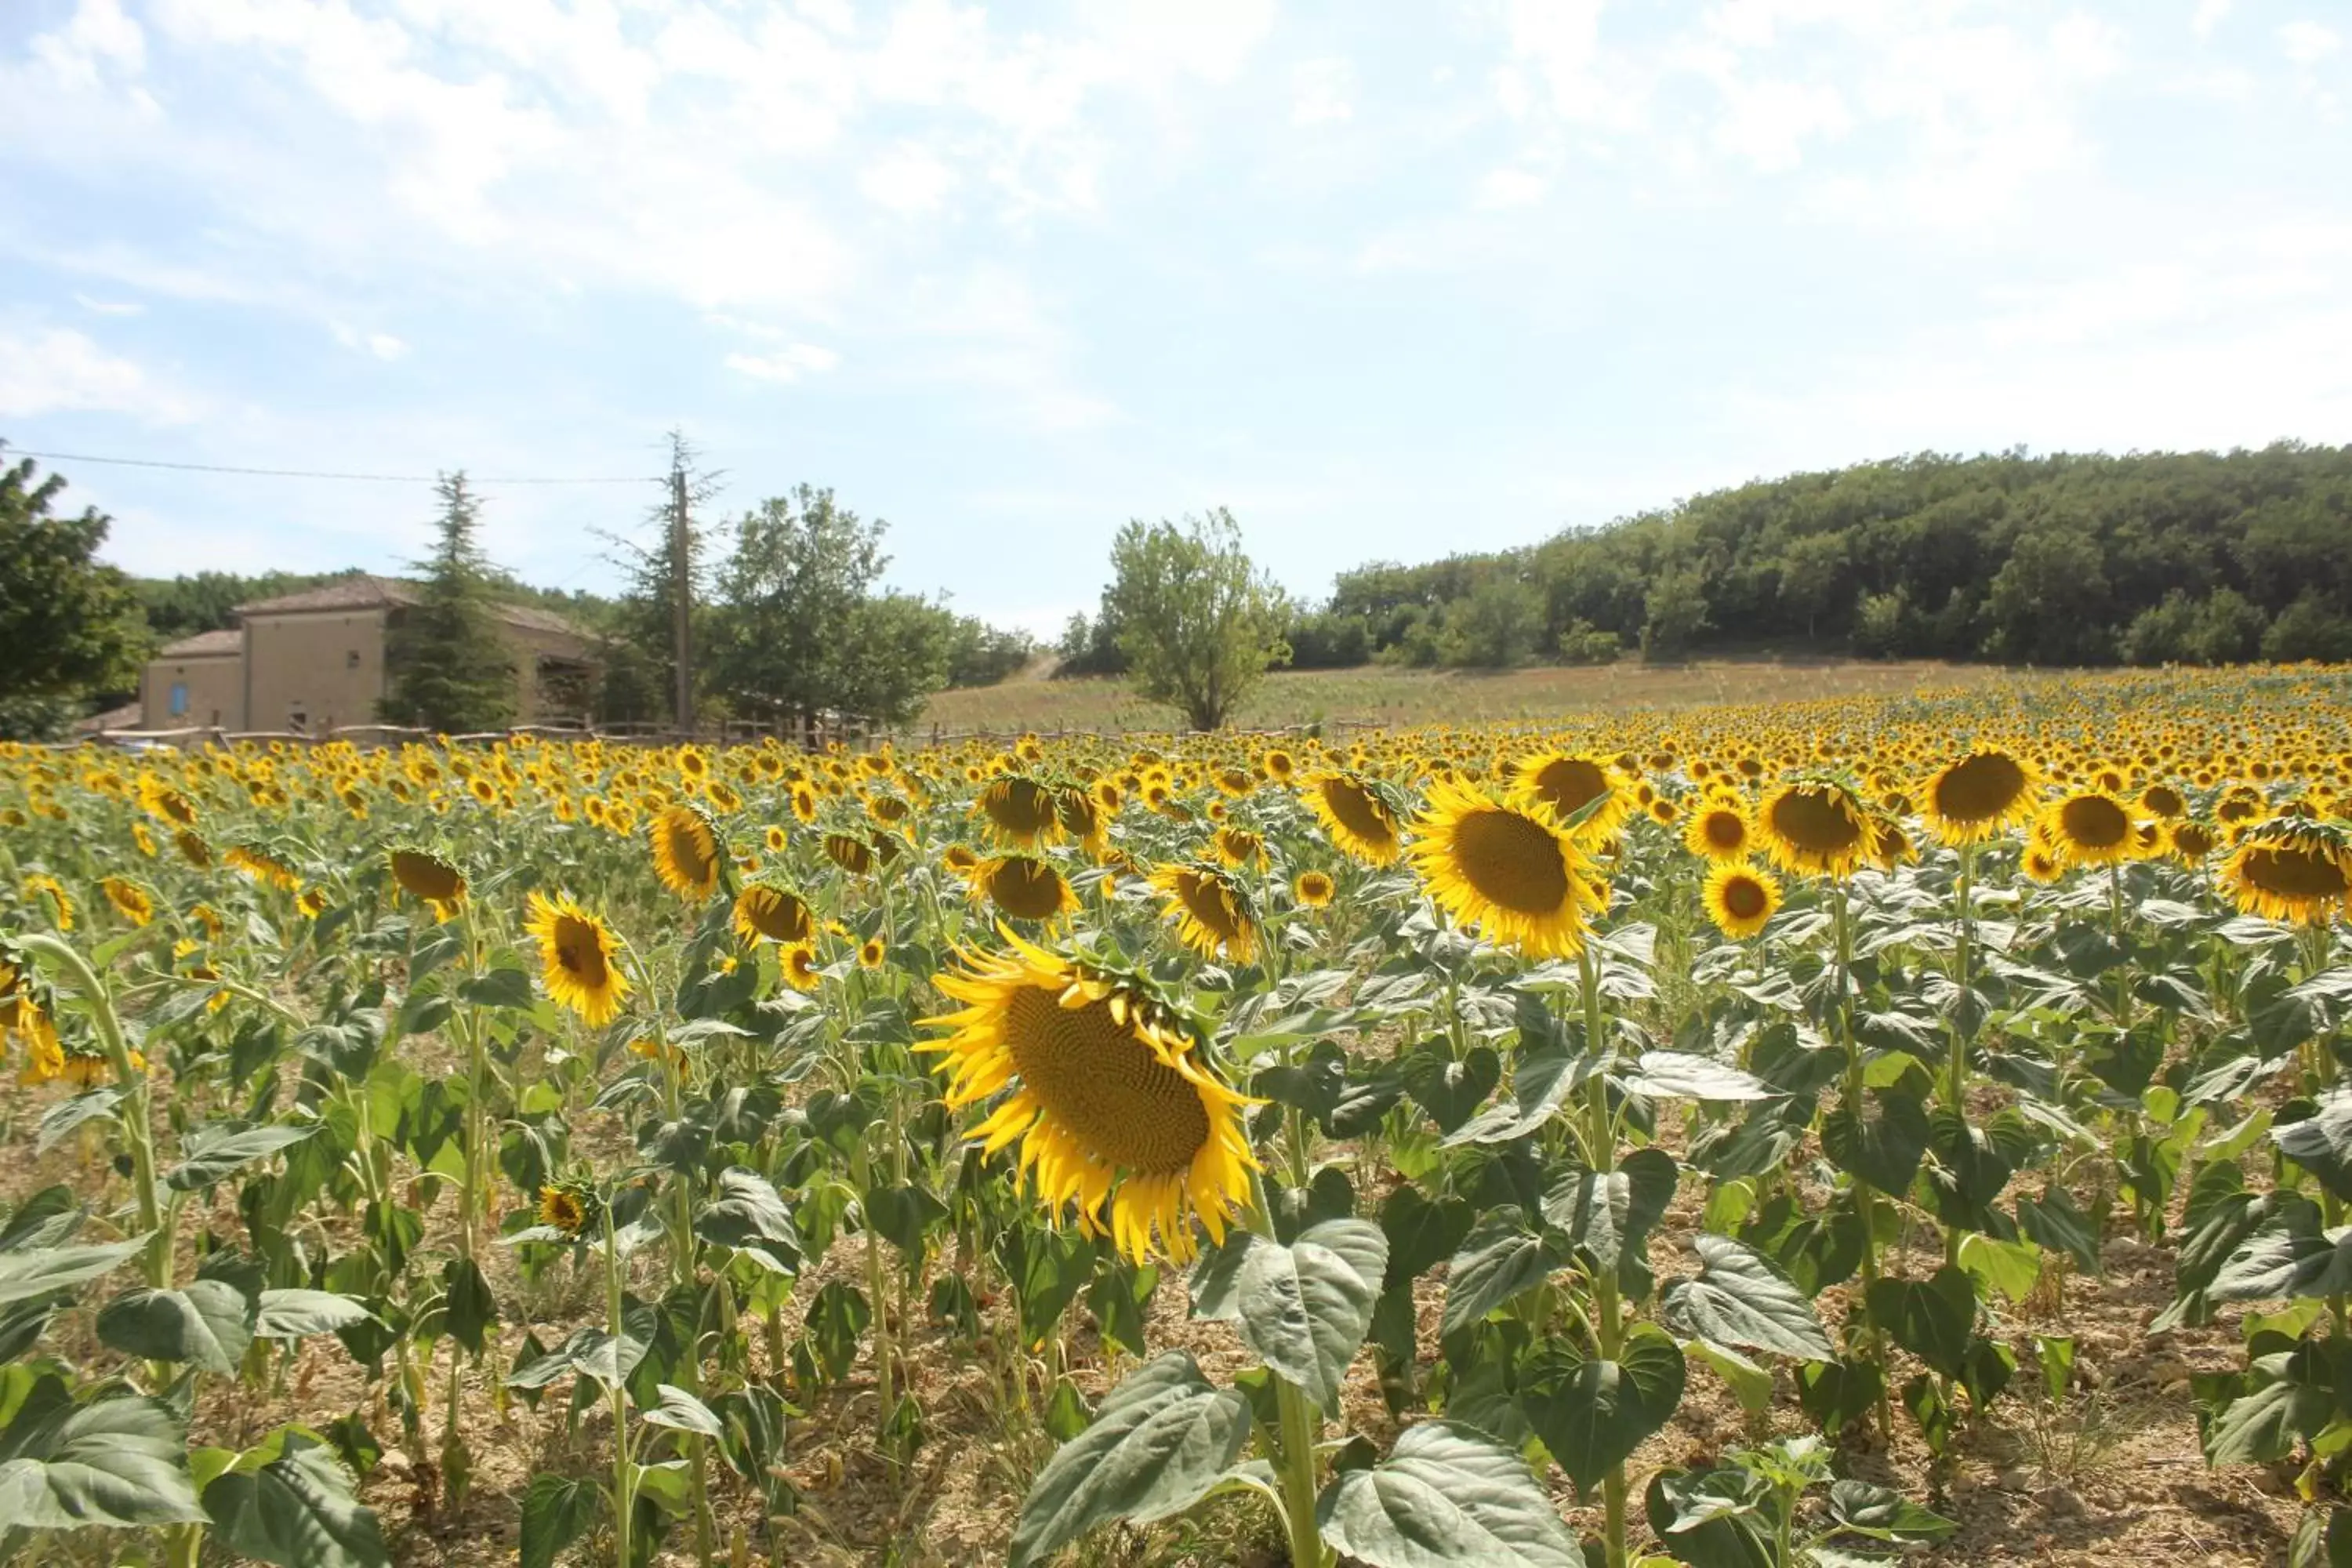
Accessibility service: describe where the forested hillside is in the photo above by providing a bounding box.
[1060,442,2352,673]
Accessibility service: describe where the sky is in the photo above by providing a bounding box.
[2,0,2348,637]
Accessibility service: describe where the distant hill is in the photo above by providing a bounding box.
[1055,441,2352,675]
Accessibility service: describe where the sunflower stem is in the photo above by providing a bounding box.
[1832,884,1897,1448]
[16,935,167,1288]
[605,1196,637,1568]
[1577,943,1628,1568]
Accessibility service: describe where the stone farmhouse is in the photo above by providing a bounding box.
[140,575,593,734]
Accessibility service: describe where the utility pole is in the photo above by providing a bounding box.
[670,456,694,735]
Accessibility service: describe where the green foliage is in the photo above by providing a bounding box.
[380,474,519,732]
[133,569,365,644]
[1297,442,2352,670]
[0,453,146,737]
[1098,507,1291,729]
[1441,573,1545,669]
[705,485,953,730]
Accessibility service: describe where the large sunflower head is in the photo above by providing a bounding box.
[389,848,466,922]
[972,854,1081,925]
[1921,746,2039,845]
[2038,789,2140,869]
[1704,862,1781,940]
[977,775,1062,848]
[1511,750,1631,840]
[919,931,1257,1265]
[1303,770,1403,865]
[733,880,817,946]
[2169,818,2219,865]
[1147,863,1262,965]
[524,891,633,1026]
[823,832,877,877]
[1681,794,1754,862]
[651,804,723,900]
[1757,777,1871,879]
[2219,818,2352,925]
[1406,777,1597,958]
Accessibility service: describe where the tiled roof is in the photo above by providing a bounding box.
[159,629,244,657]
[236,574,583,637]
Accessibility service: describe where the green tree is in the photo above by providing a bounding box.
[597,431,715,726]
[2262,593,2352,662]
[1639,565,1713,662]
[1101,509,1290,729]
[381,473,517,732]
[706,485,953,731]
[0,452,145,739]
[1441,573,1543,668]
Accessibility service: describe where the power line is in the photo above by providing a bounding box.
[4,448,661,485]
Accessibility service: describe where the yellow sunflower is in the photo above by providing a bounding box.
[537,1180,597,1239]
[823,833,877,877]
[1757,779,1871,879]
[977,775,1062,848]
[651,804,722,900]
[859,937,887,970]
[2219,818,2352,924]
[225,844,301,892]
[1512,750,1631,840]
[1293,869,1335,908]
[920,932,1257,1265]
[973,854,1081,924]
[389,848,466,922]
[2168,819,2218,865]
[1704,862,1781,940]
[1921,746,2039,845]
[733,882,817,946]
[24,874,74,931]
[2021,841,2064,884]
[1681,795,1754,862]
[1406,777,1596,959]
[100,877,154,927]
[524,891,632,1026]
[2038,790,2140,869]
[172,830,211,869]
[1147,863,1262,965]
[780,942,822,992]
[1303,771,1403,865]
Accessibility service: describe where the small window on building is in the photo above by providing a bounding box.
[289,708,308,732]
[347,650,361,670]
[169,682,188,717]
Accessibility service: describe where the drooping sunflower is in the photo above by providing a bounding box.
[100,877,154,927]
[1921,746,2039,845]
[920,932,1257,1265]
[2219,818,2352,924]
[137,775,199,828]
[733,881,816,946]
[24,874,74,931]
[977,775,1062,848]
[651,804,722,900]
[224,843,301,891]
[1704,862,1781,940]
[524,891,632,1026]
[1757,778,1871,879]
[1512,750,1631,841]
[1681,795,1754,862]
[1293,869,1335,908]
[1867,814,1919,870]
[1406,777,1596,958]
[1213,826,1268,869]
[2038,789,2139,869]
[389,848,466,922]
[972,854,1080,924]
[823,833,877,877]
[172,830,211,869]
[1149,863,1262,965]
[536,1179,599,1240]
[1302,771,1403,865]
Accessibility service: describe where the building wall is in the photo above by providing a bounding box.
[140,655,244,730]
[242,609,391,734]
[503,621,595,724]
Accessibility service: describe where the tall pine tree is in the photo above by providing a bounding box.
[382,473,517,732]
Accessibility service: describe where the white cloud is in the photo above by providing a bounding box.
[860,143,956,216]
[2193,0,2233,38]
[329,321,410,360]
[724,345,842,383]
[0,326,194,422]
[1292,57,1356,125]
[367,332,408,361]
[1474,167,1549,209]
[30,0,145,89]
[71,292,143,316]
[2280,22,2342,65]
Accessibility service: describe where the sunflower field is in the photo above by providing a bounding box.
[3,664,2352,1568]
